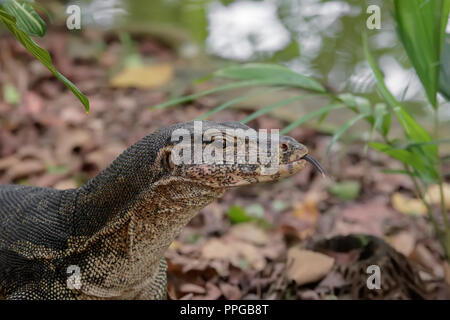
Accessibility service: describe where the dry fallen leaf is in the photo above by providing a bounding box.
[332,200,400,237]
[292,196,320,239]
[5,159,45,181]
[85,144,125,170]
[410,244,444,278]
[392,192,427,217]
[219,282,241,300]
[179,283,206,295]
[286,248,334,286]
[387,231,415,257]
[110,64,173,89]
[201,238,234,260]
[228,223,268,245]
[425,184,450,210]
[201,238,266,271]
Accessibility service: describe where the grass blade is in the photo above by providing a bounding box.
[241,93,321,124]
[362,33,399,109]
[196,88,281,120]
[215,63,326,93]
[326,113,367,154]
[280,103,345,135]
[150,80,284,110]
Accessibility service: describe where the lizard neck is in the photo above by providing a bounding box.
[71,134,162,239]
[126,179,225,262]
[74,177,225,298]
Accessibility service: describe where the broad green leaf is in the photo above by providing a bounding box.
[280,103,345,135]
[439,35,450,100]
[0,9,89,112]
[215,63,326,93]
[394,0,450,108]
[1,0,46,37]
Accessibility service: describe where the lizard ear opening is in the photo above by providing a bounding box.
[162,149,175,171]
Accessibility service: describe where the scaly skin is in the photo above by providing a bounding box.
[0,121,315,300]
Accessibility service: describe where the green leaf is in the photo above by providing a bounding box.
[1,0,46,37]
[381,169,420,177]
[227,205,253,224]
[280,103,345,135]
[0,8,89,112]
[373,103,391,137]
[337,93,358,112]
[328,180,361,201]
[362,33,399,109]
[393,106,438,160]
[369,142,438,181]
[153,63,325,112]
[215,63,326,93]
[439,35,450,100]
[326,113,368,154]
[3,83,20,105]
[363,31,437,173]
[394,0,450,108]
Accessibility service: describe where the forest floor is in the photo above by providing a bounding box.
[1,28,450,300]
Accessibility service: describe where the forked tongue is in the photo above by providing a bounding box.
[303,154,326,177]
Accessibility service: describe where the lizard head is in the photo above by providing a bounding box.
[155,121,324,189]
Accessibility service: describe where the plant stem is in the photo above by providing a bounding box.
[407,165,449,259]
[434,109,450,261]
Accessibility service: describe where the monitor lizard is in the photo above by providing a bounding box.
[0,121,323,299]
